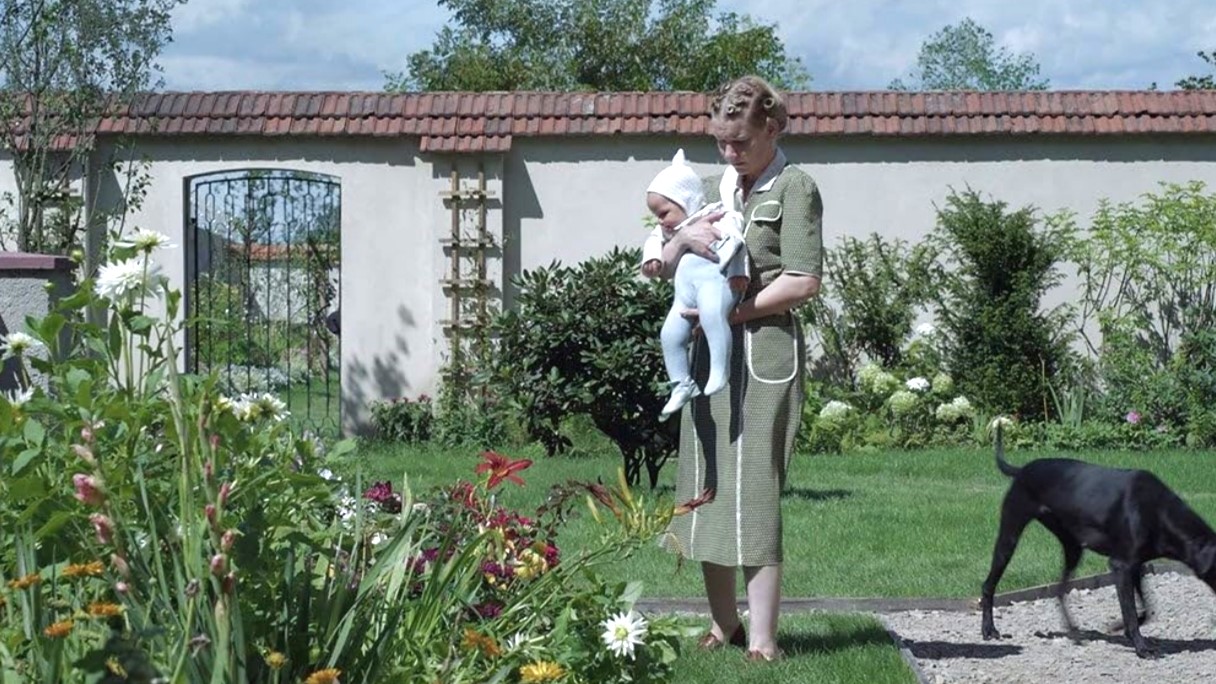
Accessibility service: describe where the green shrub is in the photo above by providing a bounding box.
[1071,182,1216,445]
[805,233,933,387]
[927,189,1077,420]
[491,248,676,487]
[369,394,434,443]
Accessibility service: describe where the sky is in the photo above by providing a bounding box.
[159,0,1216,92]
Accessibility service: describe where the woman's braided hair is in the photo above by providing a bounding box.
[709,75,788,134]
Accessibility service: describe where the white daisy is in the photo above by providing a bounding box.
[0,332,44,360]
[600,610,648,659]
[5,385,34,407]
[95,257,165,301]
[115,229,175,253]
[252,393,288,422]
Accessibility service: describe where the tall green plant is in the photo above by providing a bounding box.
[1071,181,1216,442]
[805,233,933,385]
[927,189,1077,420]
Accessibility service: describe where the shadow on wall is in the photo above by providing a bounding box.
[341,304,415,437]
[502,150,541,309]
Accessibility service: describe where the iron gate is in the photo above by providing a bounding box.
[186,170,341,434]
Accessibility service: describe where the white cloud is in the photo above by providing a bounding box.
[159,0,1216,91]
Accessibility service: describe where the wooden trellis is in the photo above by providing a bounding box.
[438,165,496,398]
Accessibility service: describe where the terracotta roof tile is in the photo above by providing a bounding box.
[31,89,1199,153]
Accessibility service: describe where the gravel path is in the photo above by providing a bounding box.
[881,572,1216,683]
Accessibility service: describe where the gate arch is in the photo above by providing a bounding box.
[185,169,341,434]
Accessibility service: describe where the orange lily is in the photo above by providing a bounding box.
[475,451,533,489]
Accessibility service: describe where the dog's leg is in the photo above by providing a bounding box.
[1131,563,1152,626]
[1111,560,1158,658]
[981,489,1034,640]
[1039,513,1083,638]
[1109,563,1153,633]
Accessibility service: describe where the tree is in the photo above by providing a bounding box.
[1176,50,1216,90]
[0,0,185,254]
[389,0,810,92]
[890,18,1049,91]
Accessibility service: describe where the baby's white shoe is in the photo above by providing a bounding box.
[659,378,701,422]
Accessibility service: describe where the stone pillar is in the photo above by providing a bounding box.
[0,253,76,392]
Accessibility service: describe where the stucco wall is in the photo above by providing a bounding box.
[4,131,1215,433]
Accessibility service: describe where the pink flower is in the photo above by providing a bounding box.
[89,513,114,545]
[363,481,403,514]
[210,554,227,577]
[205,504,217,529]
[71,444,96,466]
[72,474,105,507]
[1126,410,1142,425]
[114,581,129,594]
[221,529,237,552]
[217,482,231,508]
[111,553,130,578]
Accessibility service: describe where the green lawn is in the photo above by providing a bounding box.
[339,437,1216,599]
[669,613,915,684]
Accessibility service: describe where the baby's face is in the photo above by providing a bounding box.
[647,192,688,233]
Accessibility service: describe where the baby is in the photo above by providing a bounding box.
[642,149,749,421]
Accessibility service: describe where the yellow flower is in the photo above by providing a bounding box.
[519,661,565,682]
[63,561,105,579]
[512,549,548,581]
[8,572,41,590]
[303,668,341,684]
[43,620,74,638]
[106,657,128,678]
[87,602,124,618]
[264,651,287,670]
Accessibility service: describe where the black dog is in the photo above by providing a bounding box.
[980,424,1216,658]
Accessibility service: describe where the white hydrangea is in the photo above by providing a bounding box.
[905,377,930,392]
[931,372,954,395]
[888,390,919,417]
[935,395,976,423]
[857,363,899,396]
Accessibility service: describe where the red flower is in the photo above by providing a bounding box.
[474,451,532,490]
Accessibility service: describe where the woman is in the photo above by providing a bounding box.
[646,75,823,662]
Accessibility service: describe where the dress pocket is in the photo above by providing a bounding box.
[744,316,799,384]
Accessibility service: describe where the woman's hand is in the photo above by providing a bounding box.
[641,260,663,278]
[677,211,727,261]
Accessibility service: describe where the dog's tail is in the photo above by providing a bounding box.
[994,423,1020,478]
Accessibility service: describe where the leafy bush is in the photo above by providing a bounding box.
[1071,181,1216,445]
[491,248,677,487]
[369,394,434,443]
[805,233,933,385]
[927,189,1077,420]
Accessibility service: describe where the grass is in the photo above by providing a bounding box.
[341,437,1216,599]
[669,613,915,683]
